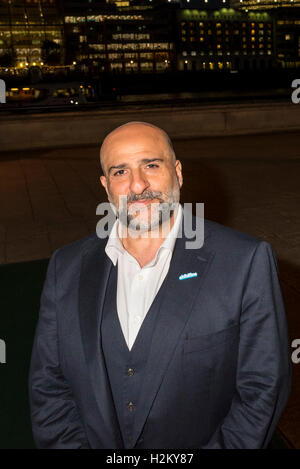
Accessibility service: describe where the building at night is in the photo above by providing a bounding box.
[0,0,63,67]
[231,0,300,68]
[176,8,274,71]
[230,0,300,10]
[276,10,300,68]
[61,0,176,73]
[0,0,299,75]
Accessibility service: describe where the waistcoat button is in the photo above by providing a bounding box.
[127,401,135,411]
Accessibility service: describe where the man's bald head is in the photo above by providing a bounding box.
[99,121,175,175]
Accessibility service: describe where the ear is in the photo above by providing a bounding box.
[100,175,108,196]
[175,160,183,188]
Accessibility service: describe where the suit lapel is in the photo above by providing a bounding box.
[131,227,215,447]
[78,236,123,448]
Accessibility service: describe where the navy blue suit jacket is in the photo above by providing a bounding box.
[29,217,292,448]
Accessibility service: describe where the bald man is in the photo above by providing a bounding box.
[29,122,291,449]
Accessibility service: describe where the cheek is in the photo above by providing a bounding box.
[149,171,173,187]
[108,180,129,201]
[163,174,178,193]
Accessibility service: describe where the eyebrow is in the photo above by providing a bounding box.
[108,158,164,174]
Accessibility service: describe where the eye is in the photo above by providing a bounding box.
[113,169,126,176]
[146,164,159,169]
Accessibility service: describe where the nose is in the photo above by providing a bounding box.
[129,168,150,195]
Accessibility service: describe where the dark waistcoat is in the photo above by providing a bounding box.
[101,263,167,449]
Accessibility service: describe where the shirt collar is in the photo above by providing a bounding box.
[105,203,183,267]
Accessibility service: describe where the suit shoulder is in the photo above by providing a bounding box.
[52,232,105,265]
[201,219,276,270]
[204,218,267,251]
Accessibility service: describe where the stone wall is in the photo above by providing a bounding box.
[1,102,300,152]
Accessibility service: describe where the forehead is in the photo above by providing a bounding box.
[101,126,170,167]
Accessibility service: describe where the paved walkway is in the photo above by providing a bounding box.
[0,131,300,447]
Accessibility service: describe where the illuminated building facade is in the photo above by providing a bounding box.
[179,0,229,8]
[61,0,176,72]
[177,8,274,70]
[232,1,300,68]
[231,0,300,10]
[0,0,63,67]
[0,0,299,74]
[275,11,300,68]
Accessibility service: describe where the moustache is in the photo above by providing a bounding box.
[126,191,164,203]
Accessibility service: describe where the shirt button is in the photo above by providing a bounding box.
[136,315,141,322]
[127,401,135,411]
[126,368,135,376]
[138,274,143,280]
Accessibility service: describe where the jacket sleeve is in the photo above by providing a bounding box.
[28,250,90,449]
[201,241,292,449]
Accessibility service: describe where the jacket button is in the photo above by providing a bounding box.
[127,401,135,411]
[126,368,135,376]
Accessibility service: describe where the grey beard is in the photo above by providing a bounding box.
[108,186,180,233]
[126,203,176,232]
[119,201,176,233]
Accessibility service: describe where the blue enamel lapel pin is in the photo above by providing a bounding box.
[178,272,198,280]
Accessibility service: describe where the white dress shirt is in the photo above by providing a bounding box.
[105,204,183,350]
